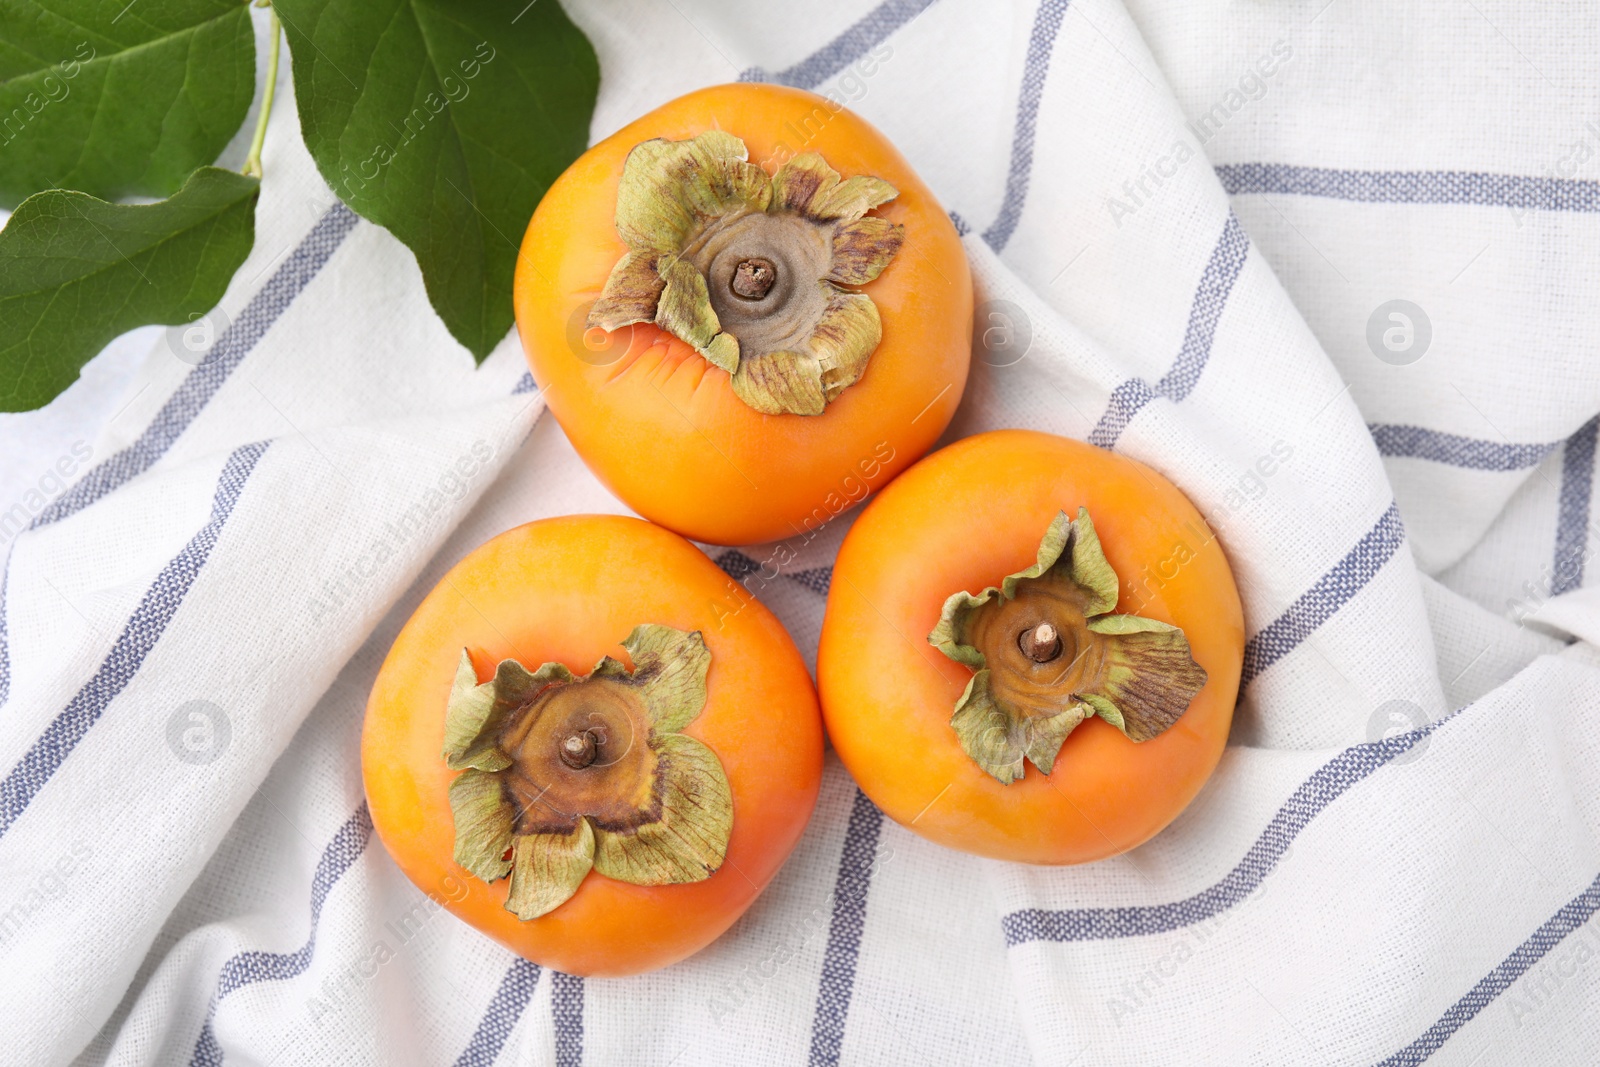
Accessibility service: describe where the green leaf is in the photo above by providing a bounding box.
[928,588,992,670]
[612,132,768,253]
[948,670,1025,785]
[1063,507,1122,616]
[729,348,826,417]
[0,0,257,207]
[505,819,594,920]
[442,649,573,773]
[449,767,517,883]
[0,165,258,412]
[948,668,1090,783]
[655,254,738,372]
[1087,621,1208,742]
[275,0,599,360]
[1022,701,1091,777]
[591,733,731,885]
[999,510,1073,600]
[620,624,710,734]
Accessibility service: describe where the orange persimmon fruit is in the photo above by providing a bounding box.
[514,83,972,546]
[364,515,824,976]
[818,430,1244,864]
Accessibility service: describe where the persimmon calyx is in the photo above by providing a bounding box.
[442,624,732,920]
[587,130,905,416]
[928,508,1208,785]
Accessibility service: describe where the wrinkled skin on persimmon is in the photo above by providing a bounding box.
[364,515,824,976]
[514,83,972,546]
[818,431,1244,865]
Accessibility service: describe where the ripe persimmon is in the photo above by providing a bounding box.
[818,431,1244,864]
[364,515,824,976]
[514,83,972,546]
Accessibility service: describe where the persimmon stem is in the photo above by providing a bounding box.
[730,257,776,299]
[242,7,281,180]
[559,731,598,769]
[1019,622,1061,663]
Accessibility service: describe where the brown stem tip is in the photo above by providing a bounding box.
[1019,622,1062,663]
[559,730,599,769]
[730,257,777,300]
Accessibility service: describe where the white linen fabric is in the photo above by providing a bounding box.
[2,1,1598,1064]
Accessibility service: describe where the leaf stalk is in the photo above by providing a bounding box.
[242,8,282,179]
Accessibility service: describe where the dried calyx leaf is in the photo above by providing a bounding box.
[443,625,731,920]
[928,509,1208,784]
[588,131,904,416]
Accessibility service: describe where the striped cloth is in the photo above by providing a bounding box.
[2,1,1598,1063]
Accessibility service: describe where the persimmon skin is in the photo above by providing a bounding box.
[818,431,1244,865]
[363,515,824,976]
[514,83,972,547]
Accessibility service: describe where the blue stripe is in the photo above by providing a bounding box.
[808,788,885,1067]
[189,803,374,1067]
[1552,415,1598,596]
[453,960,543,1067]
[948,209,971,236]
[1090,379,1158,451]
[739,0,938,88]
[1216,163,1600,213]
[1240,502,1406,687]
[1002,707,1453,946]
[0,440,271,837]
[552,971,584,1067]
[1374,870,1600,1066]
[512,370,538,395]
[714,549,833,597]
[1369,423,1560,471]
[982,0,1072,253]
[1149,214,1250,403]
[715,549,761,583]
[33,206,357,530]
[1088,214,1249,448]
[790,564,833,597]
[0,203,358,705]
